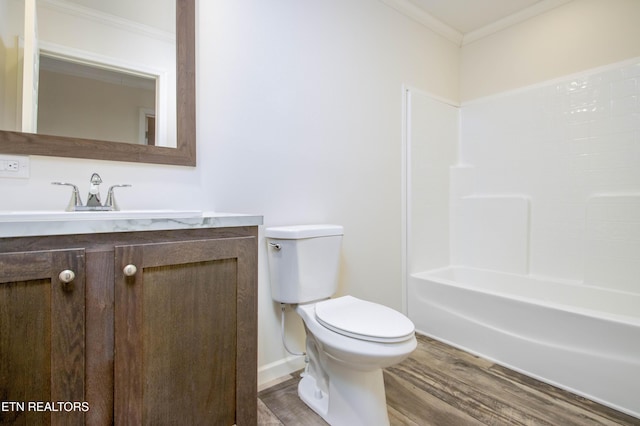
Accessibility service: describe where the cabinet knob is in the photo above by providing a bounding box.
[58,269,75,283]
[123,264,138,276]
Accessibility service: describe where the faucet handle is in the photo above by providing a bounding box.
[52,182,83,211]
[104,184,132,211]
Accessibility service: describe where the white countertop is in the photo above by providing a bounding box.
[0,210,263,238]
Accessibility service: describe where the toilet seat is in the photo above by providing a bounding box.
[314,295,415,343]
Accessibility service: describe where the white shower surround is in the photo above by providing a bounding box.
[455,58,640,288]
[407,58,640,418]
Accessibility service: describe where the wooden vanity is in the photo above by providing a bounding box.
[0,213,260,425]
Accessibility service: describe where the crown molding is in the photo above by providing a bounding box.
[462,0,574,45]
[379,0,464,46]
[380,0,574,47]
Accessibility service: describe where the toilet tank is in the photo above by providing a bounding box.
[265,224,343,304]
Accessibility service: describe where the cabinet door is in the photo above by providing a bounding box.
[0,249,85,425]
[114,236,257,425]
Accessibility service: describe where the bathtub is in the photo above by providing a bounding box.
[408,266,640,418]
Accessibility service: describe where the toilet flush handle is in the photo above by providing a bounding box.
[268,242,281,250]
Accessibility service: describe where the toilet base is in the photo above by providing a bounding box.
[298,364,390,426]
[298,374,329,418]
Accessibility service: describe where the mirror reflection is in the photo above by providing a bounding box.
[38,55,157,145]
[0,0,176,147]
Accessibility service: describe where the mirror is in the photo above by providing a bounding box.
[0,0,195,166]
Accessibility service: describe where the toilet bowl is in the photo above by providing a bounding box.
[299,296,416,369]
[295,297,416,426]
[265,225,417,426]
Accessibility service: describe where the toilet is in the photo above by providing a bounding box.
[265,224,417,426]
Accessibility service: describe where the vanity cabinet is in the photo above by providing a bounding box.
[0,226,258,425]
[0,249,86,425]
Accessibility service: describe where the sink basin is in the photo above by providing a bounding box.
[0,210,203,222]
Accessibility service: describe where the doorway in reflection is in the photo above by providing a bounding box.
[38,55,156,145]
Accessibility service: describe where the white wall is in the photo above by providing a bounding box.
[196,0,460,382]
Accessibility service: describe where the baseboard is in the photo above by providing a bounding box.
[258,355,306,390]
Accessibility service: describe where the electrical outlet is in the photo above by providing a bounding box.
[0,155,30,178]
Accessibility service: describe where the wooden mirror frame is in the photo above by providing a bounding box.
[0,0,195,166]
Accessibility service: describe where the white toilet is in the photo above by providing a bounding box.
[265,224,417,426]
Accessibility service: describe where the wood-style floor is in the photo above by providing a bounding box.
[258,334,640,425]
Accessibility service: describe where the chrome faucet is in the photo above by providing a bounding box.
[86,173,103,207]
[52,173,131,211]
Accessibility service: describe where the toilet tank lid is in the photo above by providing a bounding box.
[265,224,343,239]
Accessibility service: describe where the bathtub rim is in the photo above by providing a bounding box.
[408,269,640,419]
[410,265,640,327]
